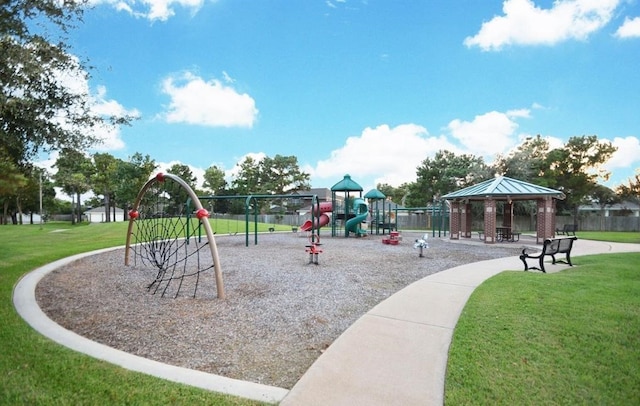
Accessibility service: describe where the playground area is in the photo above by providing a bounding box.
[35,231,523,389]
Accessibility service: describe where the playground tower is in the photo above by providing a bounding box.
[330,174,364,237]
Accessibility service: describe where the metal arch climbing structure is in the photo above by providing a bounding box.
[125,172,225,299]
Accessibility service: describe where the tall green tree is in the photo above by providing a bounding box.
[494,135,550,183]
[203,165,229,213]
[0,149,27,224]
[230,155,311,213]
[91,153,119,222]
[1,0,132,168]
[540,135,617,219]
[260,155,311,195]
[261,154,310,214]
[231,156,263,195]
[54,148,93,224]
[588,184,620,231]
[616,171,640,208]
[166,163,197,215]
[229,156,264,213]
[167,163,196,189]
[14,165,55,225]
[113,153,156,219]
[376,183,410,205]
[203,165,227,194]
[407,150,492,207]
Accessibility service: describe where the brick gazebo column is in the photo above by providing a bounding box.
[460,203,472,238]
[484,199,497,244]
[450,201,460,240]
[503,201,513,228]
[552,199,558,236]
[536,197,555,244]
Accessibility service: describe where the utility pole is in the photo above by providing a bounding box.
[39,171,43,229]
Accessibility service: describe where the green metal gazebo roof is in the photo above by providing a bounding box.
[364,188,386,199]
[331,174,363,192]
[442,176,565,201]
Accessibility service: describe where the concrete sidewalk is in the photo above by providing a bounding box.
[13,238,639,405]
[280,238,640,405]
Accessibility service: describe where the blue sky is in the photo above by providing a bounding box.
[43,0,640,194]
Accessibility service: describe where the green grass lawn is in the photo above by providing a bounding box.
[445,252,640,405]
[0,221,274,405]
[573,230,640,244]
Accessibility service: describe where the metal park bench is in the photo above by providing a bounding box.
[556,224,577,236]
[519,236,577,273]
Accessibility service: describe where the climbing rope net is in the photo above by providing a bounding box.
[125,173,225,299]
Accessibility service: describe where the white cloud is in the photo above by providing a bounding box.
[90,0,207,21]
[161,72,258,128]
[545,135,565,150]
[310,111,534,189]
[446,110,526,157]
[52,57,138,152]
[35,151,61,176]
[505,108,531,118]
[90,86,141,151]
[312,124,458,188]
[614,16,640,38]
[464,0,620,51]
[604,136,640,169]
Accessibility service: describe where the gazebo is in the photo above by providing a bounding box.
[442,176,565,244]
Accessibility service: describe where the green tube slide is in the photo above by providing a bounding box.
[346,198,369,236]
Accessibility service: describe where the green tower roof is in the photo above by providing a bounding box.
[331,174,363,192]
[364,188,386,199]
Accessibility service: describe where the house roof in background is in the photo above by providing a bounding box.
[578,201,640,211]
[84,206,124,213]
[294,188,332,201]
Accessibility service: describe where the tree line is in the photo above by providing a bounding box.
[379,135,639,221]
[4,134,640,225]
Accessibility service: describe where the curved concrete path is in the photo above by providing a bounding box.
[280,238,640,405]
[13,239,639,405]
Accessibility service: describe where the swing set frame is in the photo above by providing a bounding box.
[191,194,322,247]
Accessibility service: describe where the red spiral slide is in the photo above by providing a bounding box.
[299,201,332,232]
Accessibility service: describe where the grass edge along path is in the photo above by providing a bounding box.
[1,222,277,405]
[445,252,640,405]
[573,231,640,244]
